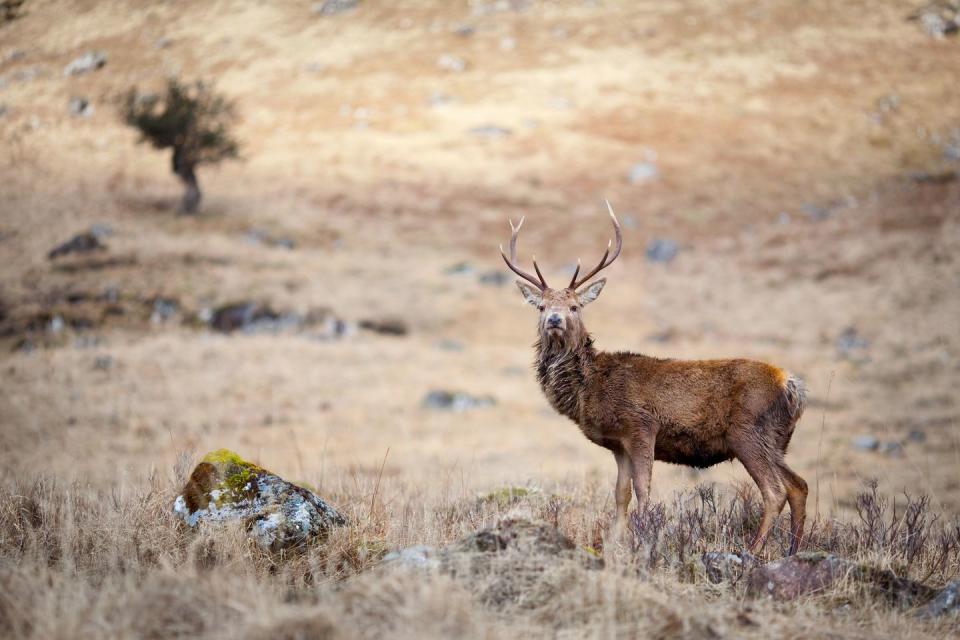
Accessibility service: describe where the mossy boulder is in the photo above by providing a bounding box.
[173,449,346,551]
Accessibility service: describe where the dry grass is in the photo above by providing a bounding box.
[1,465,958,639]
[2,0,960,636]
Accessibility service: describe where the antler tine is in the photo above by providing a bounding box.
[570,200,623,290]
[567,258,581,289]
[500,217,548,290]
[532,256,548,288]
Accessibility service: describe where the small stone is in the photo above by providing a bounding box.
[702,552,748,584]
[48,231,107,259]
[645,238,679,263]
[851,435,879,451]
[478,270,509,286]
[445,261,474,275]
[907,429,927,443]
[628,161,659,184]
[49,315,65,333]
[434,339,464,352]
[312,0,357,15]
[381,545,439,571]
[88,223,113,239]
[68,96,94,117]
[208,302,293,334]
[64,51,106,76]
[422,390,496,412]
[155,37,172,49]
[836,327,869,359]
[437,53,466,73]
[358,317,408,336]
[880,441,904,457]
[801,203,831,221]
[93,355,113,370]
[468,124,511,138]
[453,24,475,37]
[0,104,7,118]
[150,298,178,324]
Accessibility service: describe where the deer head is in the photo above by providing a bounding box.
[500,201,622,350]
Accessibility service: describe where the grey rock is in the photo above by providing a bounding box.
[435,339,465,352]
[907,429,927,443]
[702,552,749,584]
[428,91,453,108]
[155,37,172,49]
[48,231,107,259]
[93,355,113,371]
[64,51,106,76]
[243,228,295,250]
[312,0,357,15]
[880,441,904,457]
[645,238,679,263]
[836,326,869,358]
[852,435,879,451]
[917,579,960,618]
[478,270,509,286]
[445,261,474,275]
[628,161,659,184]
[437,53,466,72]
[208,302,299,334]
[88,223,113,239]
[453,24,475,37]
[422,390,496,412]
[172,449,346,552]
[49,315,65,334]
[382,545,440,571]
[68,96,94,117]
[468,124,512,138]
[358,317,408,336]
[150,298,178,324]
[801,202,832,221]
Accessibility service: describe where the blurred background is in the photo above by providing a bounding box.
[1,0,958,517]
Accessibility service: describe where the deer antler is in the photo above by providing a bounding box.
[500,217,548,290]
[569,200,622,290]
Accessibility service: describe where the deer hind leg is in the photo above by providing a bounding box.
[777,461,808,555]
[612,446,633,534]
[735,444,788,555]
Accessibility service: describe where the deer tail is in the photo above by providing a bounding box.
[783,374,807,421]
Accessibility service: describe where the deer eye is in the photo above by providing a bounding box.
[538,305,545,312]
[570,305,578,312]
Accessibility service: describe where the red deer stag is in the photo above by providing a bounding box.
[500,203,808,555]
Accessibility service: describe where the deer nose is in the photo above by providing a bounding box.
[546,313,562,328]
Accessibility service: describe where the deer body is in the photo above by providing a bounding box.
[502,204,808,555]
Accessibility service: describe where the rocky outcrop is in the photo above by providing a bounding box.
[173,449,345,551]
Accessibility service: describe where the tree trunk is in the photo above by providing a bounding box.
[172,146,202,214]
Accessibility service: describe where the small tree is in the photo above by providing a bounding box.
[121,79,239,214]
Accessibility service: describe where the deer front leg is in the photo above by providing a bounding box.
[612,446,633,536]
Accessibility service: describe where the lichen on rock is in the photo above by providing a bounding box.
[173,448,346,551]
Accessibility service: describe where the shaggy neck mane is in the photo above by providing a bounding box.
[535,334,596,422]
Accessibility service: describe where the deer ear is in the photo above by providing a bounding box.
[577,278,606,306]
[516,281,542,307]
